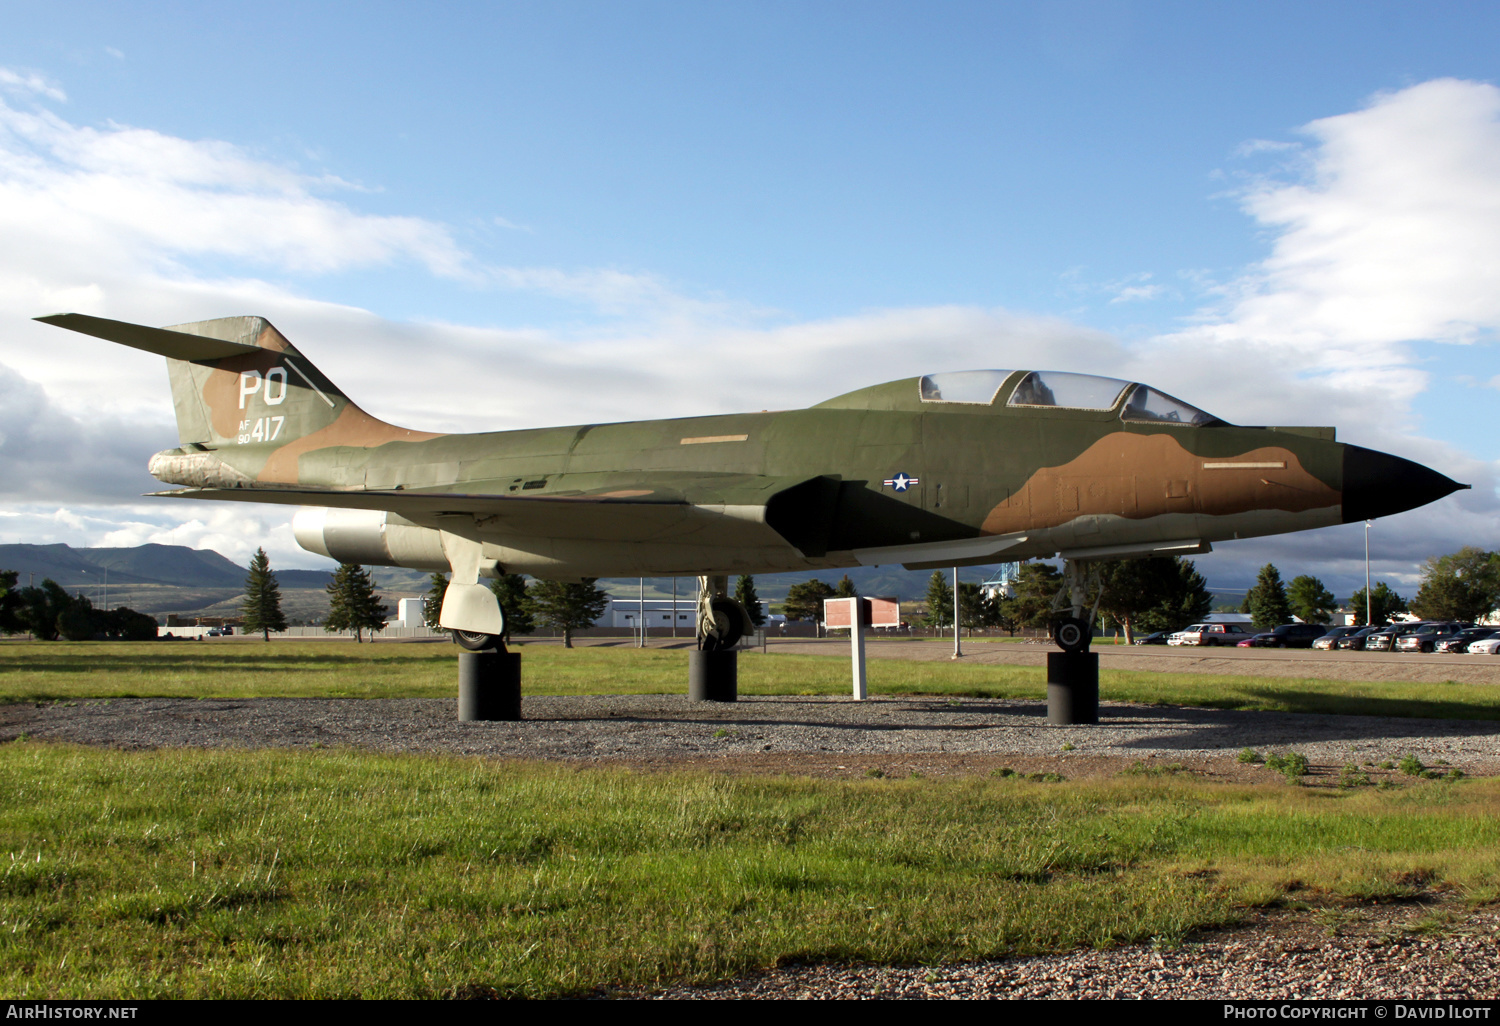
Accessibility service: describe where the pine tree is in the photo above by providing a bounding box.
[956,581,990,632]
[923,570,954,628]
[0,570,22,636]
[1287,575,1336,625]
[324,563,388,643]
[491,573,535,641]
[528,578,609,648]
[241,548,288,641]
[422,572,448,631]
[734,575,766,628]
[834,574,857,598]
[1246,564,1291,630]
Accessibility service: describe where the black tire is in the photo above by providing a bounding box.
[699,597,746,651]
[1053,617,1090,653]
[453,630,502,652]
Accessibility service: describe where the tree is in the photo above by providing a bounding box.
[956,581,996,633]
[922,571,954,628]
[56,593,97,641]
[100,607,159,641]
[529,578,609,648]
[423,572,448,630]
[1246,564,1291,630]
[0,571,23,636]
[734,575,766,628]
[15,579,74,641]
[241,548,287,641]
[1138,559,1214,634]
[783,579,836,626]
[1287,575,1336,625]
[834,574,857,599]
[1092,557,1214,642]
[1410,548,1500,623]
[324,563,388,643]
[1007,562,1063,631]
[1347,582,1408,626]
[491,573,535,641]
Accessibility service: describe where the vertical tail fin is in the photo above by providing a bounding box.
[35,313,438,488]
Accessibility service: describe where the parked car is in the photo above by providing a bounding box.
[1335,626,1382,651]
[1436,628,1499,654]
[1362,624,1409,652]
[1241,623,1331,649]
[1393,622,1474,653]
[1169,623,1254,646]
[1133,630,1173,645]
[1468,635,1500,655]
[205,627,232,637]
[1313,627,1363,650]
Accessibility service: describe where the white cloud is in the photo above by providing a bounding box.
[0,69,65,102]
[1166,80,1500,379]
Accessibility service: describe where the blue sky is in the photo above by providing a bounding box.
[1,1,1498,597]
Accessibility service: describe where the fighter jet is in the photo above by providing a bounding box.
[38,312,1468,654]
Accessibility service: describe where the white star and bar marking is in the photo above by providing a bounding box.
[883,472,919,492]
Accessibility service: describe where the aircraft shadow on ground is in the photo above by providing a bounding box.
[0,653,448,675]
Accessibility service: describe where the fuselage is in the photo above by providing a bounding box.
[270,369,1458,579]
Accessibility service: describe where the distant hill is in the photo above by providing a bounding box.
[0,543,428,622]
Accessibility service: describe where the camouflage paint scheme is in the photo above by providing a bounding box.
[39,314,1463,591]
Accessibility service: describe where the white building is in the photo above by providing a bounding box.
[603,599,770,629]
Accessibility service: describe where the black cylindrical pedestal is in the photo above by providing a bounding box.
[688,650,738,702]
[458,650,522,721]
[1046,651,1099,725]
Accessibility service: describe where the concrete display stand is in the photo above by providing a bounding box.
[1046,651,1099,725]
[688,650,738,702]
[457,649,522,721]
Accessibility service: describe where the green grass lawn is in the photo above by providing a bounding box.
[1,743,1495,998]
[2,640,1499,721]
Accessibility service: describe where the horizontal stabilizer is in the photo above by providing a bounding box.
[34,313,263,362]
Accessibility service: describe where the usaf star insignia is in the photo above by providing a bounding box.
[883,472,918,492]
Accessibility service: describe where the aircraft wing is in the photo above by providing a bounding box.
[147,471,829,546]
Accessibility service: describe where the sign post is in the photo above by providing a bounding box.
[823,597,900,701]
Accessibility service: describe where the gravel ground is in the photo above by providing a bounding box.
[633,906,1500,1000]
[7,646,1500,1001]
[4,693,1499,780]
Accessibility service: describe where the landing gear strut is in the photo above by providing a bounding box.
[690,575,752,701]
[696,575,750,651]
[1047,558,1100,725]
[1050,559,1101,653]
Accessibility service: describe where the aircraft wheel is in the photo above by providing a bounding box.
[699,598,746,651]
[453,630,502,652]
[1053,617,1090,653]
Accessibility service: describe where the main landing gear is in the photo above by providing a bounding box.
[689,575,754,701]
[1047,558,1100,725]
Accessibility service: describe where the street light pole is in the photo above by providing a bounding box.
[1365,520,1373,626]
[952,567,962,659]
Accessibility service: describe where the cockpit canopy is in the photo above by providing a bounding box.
[918,370,1222,426]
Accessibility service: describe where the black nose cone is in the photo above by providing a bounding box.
[1342,445,1468,523]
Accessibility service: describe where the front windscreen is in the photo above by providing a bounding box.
[1119,384,1219,426]
[919,370,1013,404]
[1006,371,1132,410]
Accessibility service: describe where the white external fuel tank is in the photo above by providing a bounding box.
[292,507,451,571]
